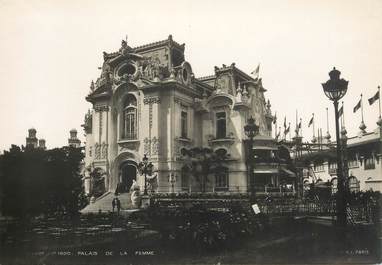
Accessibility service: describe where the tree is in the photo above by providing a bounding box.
[0,145,86,218]
[182,147,229,192]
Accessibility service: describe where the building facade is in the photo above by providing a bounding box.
[303,126,382,193]
[82,36,294,197]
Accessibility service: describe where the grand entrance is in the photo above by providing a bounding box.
[119,163,137,193]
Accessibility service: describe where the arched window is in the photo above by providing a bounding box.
[215,166,229,191]
[348,176,360,192]
[123,94,137,139]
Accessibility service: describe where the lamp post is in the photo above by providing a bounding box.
[244,116,260,202]
[138,154,153,195]
[321,67,348,227]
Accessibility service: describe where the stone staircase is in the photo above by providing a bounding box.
[81,192,135,214]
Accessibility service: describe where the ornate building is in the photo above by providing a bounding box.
[82,35,284,197]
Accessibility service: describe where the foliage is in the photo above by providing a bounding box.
[181,147,230,192]
[130,203,268,253]
[0,145,86,218]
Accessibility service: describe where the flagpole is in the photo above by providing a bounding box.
[312,113,315,138]
[289,122,291,141]
[361,94,364,122]
[378,86,381,118]
[342,101,345,129]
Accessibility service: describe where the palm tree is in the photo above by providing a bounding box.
[182,147,229,192]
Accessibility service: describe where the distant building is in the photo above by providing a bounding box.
[82,36,294,197]
[26,128,38,148]
[302,126,382,193]
[26,128,46,150]
[68,129,81,148]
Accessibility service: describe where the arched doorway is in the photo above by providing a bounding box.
[119,162,137,193]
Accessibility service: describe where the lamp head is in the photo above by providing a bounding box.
[322,67,348,101]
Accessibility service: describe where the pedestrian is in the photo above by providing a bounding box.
[112,197,116,212]
[116,198,121,215]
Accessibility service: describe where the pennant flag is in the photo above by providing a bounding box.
[273,113,277,124]
[284,117,286,128]
[308,115,314,127]
[298,120,301,129]
[368,91,380,106]
[338,105,343,117]
[285,125,290,134]
[353,99,361,113]
[251,64,260,79]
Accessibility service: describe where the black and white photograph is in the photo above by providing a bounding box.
[0,0,381,264]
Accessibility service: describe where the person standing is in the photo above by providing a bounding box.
[116,197,121,215]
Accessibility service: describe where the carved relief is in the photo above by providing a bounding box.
[95,143,101,159]
[119,141,139,152]
[143,96,161,105]
[151,137,160,155]
[144,137,151,154]
[101,142,108,159]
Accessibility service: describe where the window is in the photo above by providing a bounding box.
[123,94,137,139]
[348,176,360,192]
[348,157,358,168]
[215,166,229,191]
[313,163,324,172]
[216,112,226,139]
[181,166,190,191]
[181,111,188,138]
[365,156,375,170]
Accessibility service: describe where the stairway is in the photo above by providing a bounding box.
[81,192,135,214]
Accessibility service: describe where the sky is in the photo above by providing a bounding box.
[0,0,381,152]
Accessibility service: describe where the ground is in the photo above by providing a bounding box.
[0,213,380,265]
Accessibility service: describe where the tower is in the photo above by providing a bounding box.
[68,129,81,148]
[26,128,38,148]
[38,139,46,150]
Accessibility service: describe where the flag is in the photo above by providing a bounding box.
[353,99,361,113]
[338,105,343,117]
[284,125,290,134]
[308,116,314,127]
[276,131,280,139]
[251,64,260,79]
[284,117,286,128]
[368,91,380,105]
[298,120,301,129]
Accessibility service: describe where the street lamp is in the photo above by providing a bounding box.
[244,116,260,202]
[138,154,154,195]
[322,67,348,227]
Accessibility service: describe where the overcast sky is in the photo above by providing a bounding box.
[0,0,381,152]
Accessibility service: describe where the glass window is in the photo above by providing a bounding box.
[215,167,229,191]
[365,156,375,170]
[314,163,324,172]
[123,94,137,140]
[348,176,360,192]
[216,112,226,139]
[348,157,358,168]
[181,111,188,138]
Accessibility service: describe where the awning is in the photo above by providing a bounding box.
[280,168,296,177]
